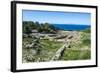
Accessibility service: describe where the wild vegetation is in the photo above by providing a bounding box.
[22,21,91,63]
[61,28,91,60]
[23,21,57,34]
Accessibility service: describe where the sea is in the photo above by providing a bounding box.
[52,24,90,31]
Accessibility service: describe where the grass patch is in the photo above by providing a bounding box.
[61,49,91,60]
[22,37,63,62]
[40,39,63,52]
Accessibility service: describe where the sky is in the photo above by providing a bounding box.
[22,10,91,25]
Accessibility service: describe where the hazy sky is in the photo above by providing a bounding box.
[22,10,91,25]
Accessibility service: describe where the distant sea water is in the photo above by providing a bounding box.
[52,24,91,31]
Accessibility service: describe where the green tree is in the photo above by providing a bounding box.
[24,26,31,34]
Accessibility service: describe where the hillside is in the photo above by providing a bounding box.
[22,21,91,63]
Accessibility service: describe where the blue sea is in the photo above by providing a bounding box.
[52,24,90,31]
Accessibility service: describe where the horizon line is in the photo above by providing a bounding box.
[23,21,90,25]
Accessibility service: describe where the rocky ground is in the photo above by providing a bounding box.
[22,29,91,63]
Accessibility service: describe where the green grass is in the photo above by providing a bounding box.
[59,29,91,61]
[22,37,63,62]
[40,39,63,52]
[61,49,91,60]
[22,28,91,62]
